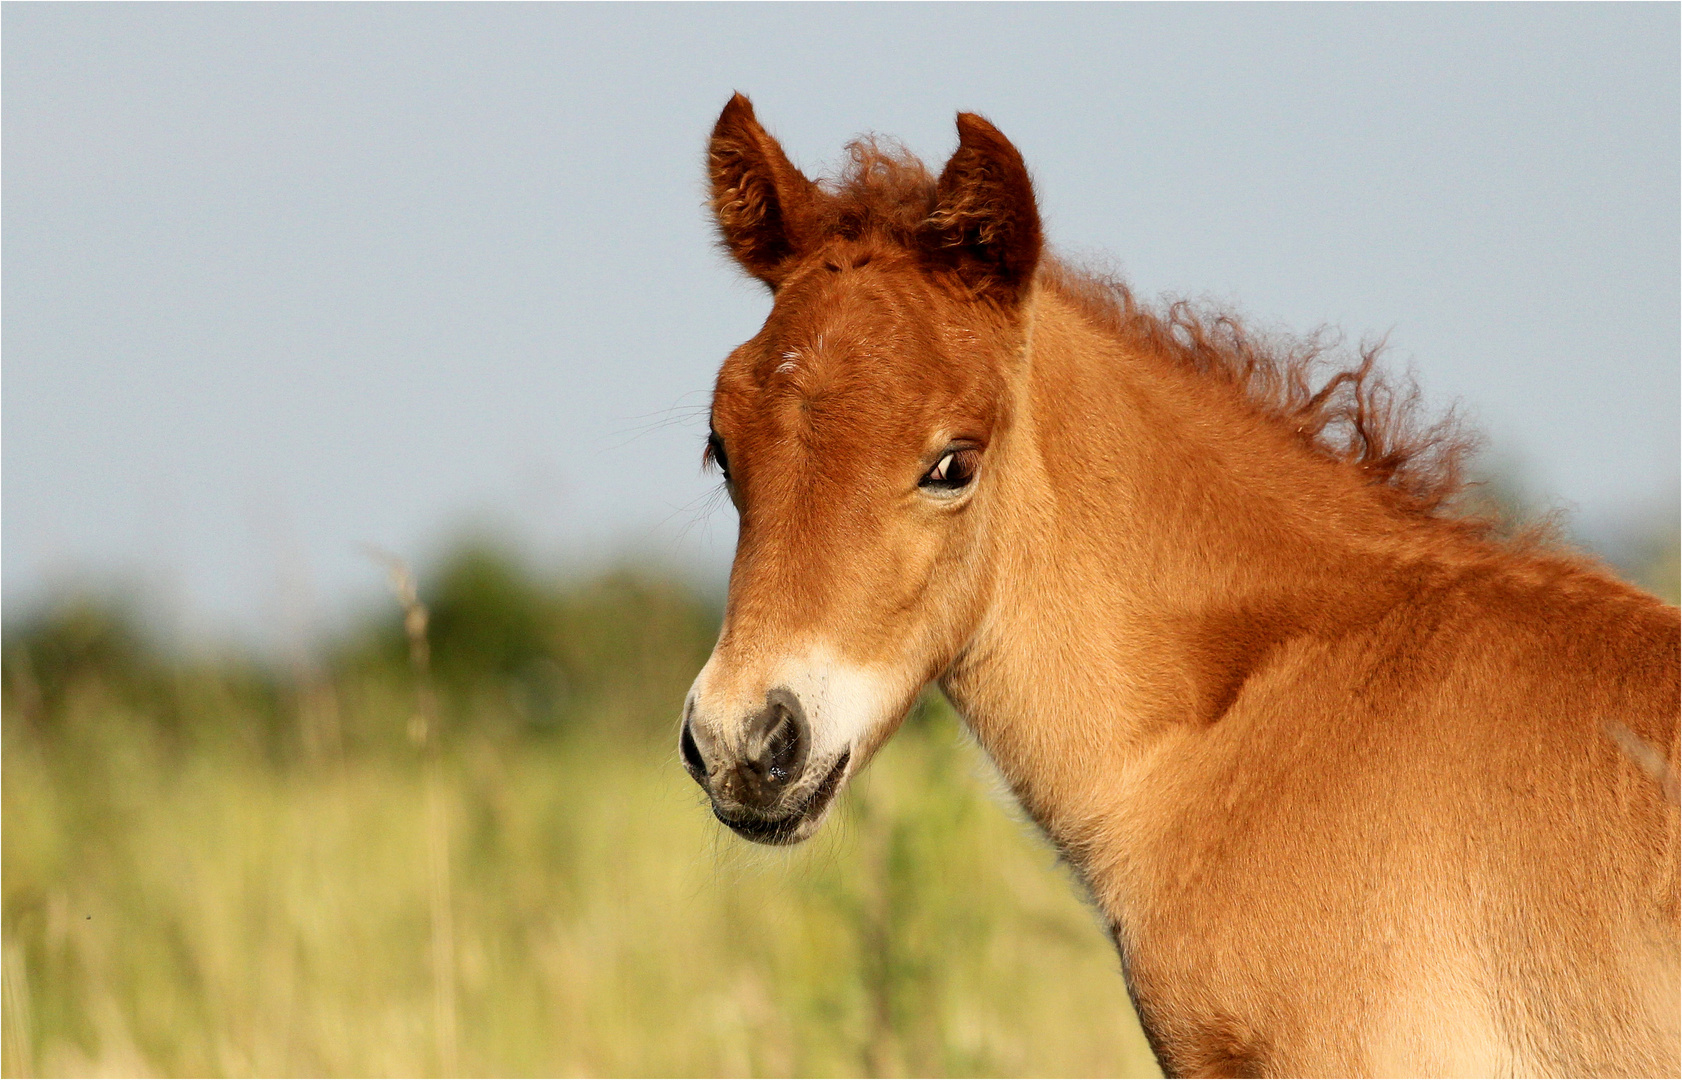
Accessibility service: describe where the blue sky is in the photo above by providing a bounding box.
[5,4,1677,644]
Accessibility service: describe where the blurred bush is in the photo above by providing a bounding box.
[1630,530,1680,606]
[6,540,721,763]
[3,592,287,763]
[332,539,719,749]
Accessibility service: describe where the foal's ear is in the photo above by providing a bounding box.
[708,94,821,288]
[924,113,1042,304]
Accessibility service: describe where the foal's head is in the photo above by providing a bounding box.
[681,95,1042,844]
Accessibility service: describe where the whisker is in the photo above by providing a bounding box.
[600,393,712,453]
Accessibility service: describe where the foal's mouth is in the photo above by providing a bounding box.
[713,750,852,845]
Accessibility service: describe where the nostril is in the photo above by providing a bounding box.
[680,719,707,777]
[765,708,801,783]
[744,687,808,793]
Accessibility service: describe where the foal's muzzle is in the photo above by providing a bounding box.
[681,686,847,844]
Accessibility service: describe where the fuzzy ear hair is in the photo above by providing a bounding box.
[708,94,821,288]
[923,113,1042,304]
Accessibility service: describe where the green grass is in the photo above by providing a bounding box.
[2,595,1160,1077]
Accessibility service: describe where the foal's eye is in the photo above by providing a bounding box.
[704,432,731,481]
[919,447,980,493]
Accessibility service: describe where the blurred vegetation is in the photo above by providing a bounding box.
[1624,529,1681,607]
[1458,455,1679,606]
[1,540,1159,1078]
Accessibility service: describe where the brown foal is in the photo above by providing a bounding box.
[678,94,1680,1077]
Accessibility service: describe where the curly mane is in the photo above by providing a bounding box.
[812,138,939,241]
[1044,264,1487,529]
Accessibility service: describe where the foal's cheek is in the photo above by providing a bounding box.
[853,520,948,638]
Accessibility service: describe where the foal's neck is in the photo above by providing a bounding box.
[943,283,1421,864]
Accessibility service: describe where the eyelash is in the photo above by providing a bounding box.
[704,433,730,481]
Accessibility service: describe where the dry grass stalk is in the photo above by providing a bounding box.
[369,546,459,1076]
[3,939,35,1076]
